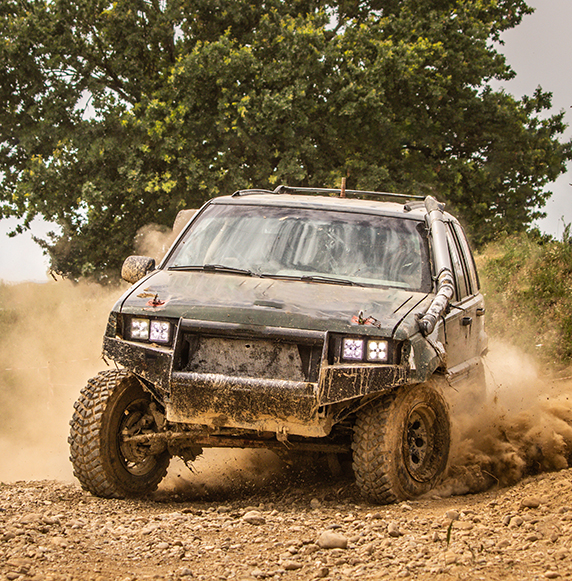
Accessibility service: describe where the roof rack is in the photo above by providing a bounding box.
[231,188,275,197]
[272,185,425,201]
[231,185,426,203]
[403,200,427,211]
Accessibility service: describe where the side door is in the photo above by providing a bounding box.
[442,221,487,381]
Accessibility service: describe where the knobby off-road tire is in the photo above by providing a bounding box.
[352,381,450,504]
[69,369,170,498]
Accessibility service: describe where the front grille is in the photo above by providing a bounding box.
[173,319,325,383]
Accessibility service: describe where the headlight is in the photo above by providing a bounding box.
[131,318,150,341]
[129,318,171,344]
[367,340,388,362]
[342,338,365,361]
[341,337,389,362]
[150,320,171,343]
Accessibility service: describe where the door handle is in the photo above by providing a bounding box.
[462,316,473,326]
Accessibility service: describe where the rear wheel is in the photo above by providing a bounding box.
[69,370,170,498]
[352,381,450,504]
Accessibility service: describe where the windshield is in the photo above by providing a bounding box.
[166,203,432,291]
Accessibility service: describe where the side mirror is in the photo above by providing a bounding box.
[121,255,156,284]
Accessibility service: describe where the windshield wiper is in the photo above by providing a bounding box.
[168,264,259,277]
[300,275,360,286]
[169,266,357,285]
[257,273,361,286]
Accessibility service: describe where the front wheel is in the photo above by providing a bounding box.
[69,370,170,498]
[352,381,450,504]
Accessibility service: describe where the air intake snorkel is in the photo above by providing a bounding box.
[418,196,455,336]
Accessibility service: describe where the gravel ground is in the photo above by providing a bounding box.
[2,462,572,581]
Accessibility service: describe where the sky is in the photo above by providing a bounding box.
[1,0,571,283]
[495,0,572,239]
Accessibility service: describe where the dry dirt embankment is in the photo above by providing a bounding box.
[2,280,572,580]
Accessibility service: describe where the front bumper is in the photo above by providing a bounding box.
[103,318,414,437]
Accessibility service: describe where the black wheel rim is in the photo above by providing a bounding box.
[118,397,162,477]
[403,403,440,483]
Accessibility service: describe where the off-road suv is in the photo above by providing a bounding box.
[69,186,487,504]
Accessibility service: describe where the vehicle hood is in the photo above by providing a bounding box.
[116,270,432,338]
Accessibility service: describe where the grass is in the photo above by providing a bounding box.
[477,231,572,369]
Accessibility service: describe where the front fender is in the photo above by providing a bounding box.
[407,332,444,383]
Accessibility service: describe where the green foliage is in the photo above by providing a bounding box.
[1,0,571,280]
[478,231,572,366]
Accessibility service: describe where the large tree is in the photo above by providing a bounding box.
[1,0,570,280]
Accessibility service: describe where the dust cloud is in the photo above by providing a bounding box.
[0,280,120,481]
[0,277,285,490]
[134,224,176,264]
[133,210,196,264]
[1,276,572,501]
[158,451,286,501]
[441,340,572,497]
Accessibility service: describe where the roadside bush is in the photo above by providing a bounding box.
[477,231,572,368]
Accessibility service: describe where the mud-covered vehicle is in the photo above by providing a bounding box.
[69,186,487,504]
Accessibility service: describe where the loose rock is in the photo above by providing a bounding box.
[521,497,542,509]
[387,522,401,537]
[310,498,321,509]
[1,467,572,581]
[317,531,348,549]
[446,510,460,521]
[282,560,303,571]
[242,511,266,525]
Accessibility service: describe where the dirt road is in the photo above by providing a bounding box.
[2,458,572,581]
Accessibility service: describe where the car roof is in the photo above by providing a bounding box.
[208,191,457,223]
